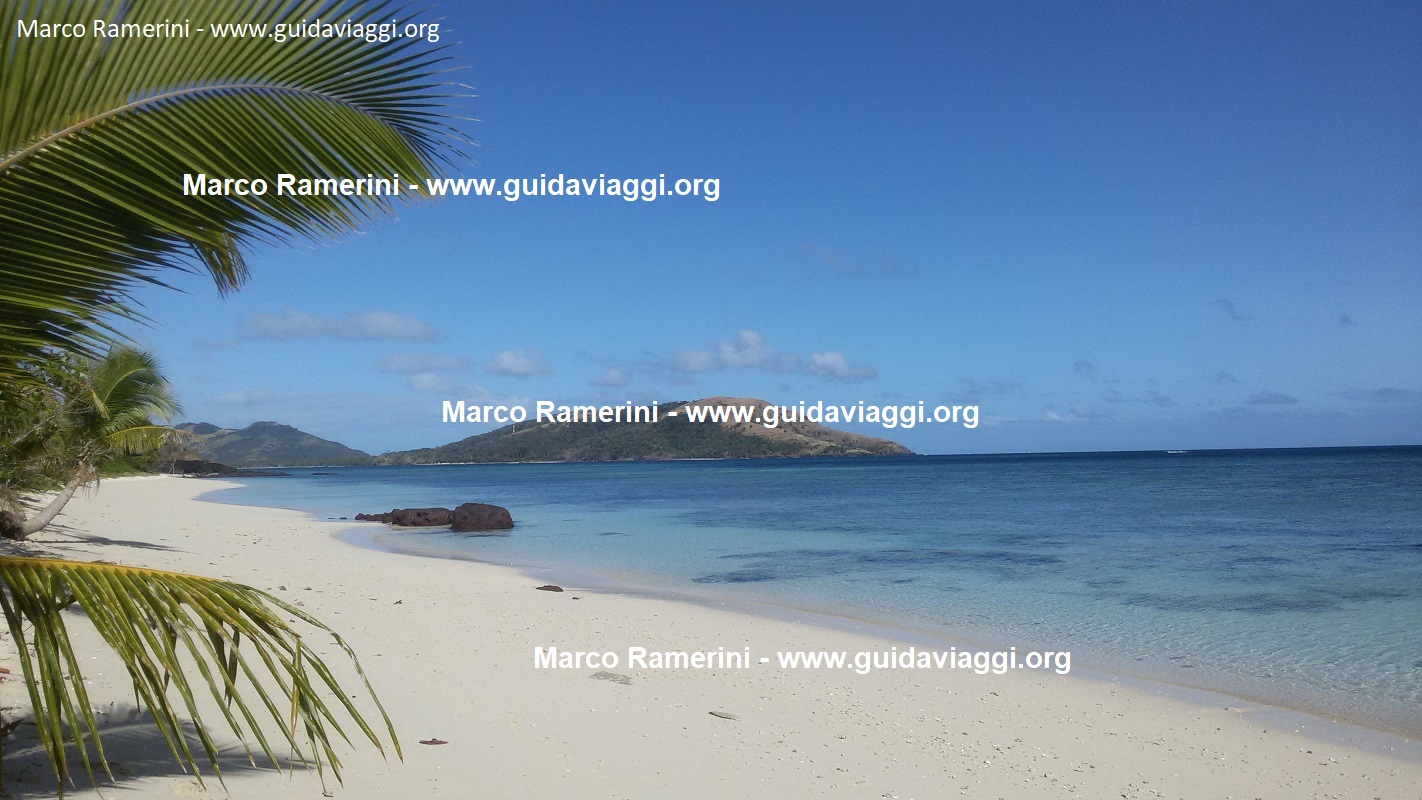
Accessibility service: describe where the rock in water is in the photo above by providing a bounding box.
[452,502,514,532]
[389,507,454,526]
[355,503,512,530]
[535,584,564,592]
[354,508,453,526]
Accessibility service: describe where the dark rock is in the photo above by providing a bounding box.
[354,507,453,526]
[535,584,564,592]
[390,507,454,527]
[355,503,513,530]
[452,502,514,532]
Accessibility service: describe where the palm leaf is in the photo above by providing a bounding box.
[0,0,469,376]
[0,556,400,795]
[103,425,191,454]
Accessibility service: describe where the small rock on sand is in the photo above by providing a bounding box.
[535,584,564,592]
[590,671,631,685]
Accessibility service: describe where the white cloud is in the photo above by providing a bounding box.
[671,330,797,374]
[1041,406,1117,423]
[485,349,552,378]
[405,377,534,413]
[670,350,718,373]
[805,351,877,382]
[408,373,463,393]
[378,353,469,374]
[590,366,632,387]
[244,310,434,341]
[668,330,878,383]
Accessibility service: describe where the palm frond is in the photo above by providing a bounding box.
[0,556,399,794]
[103,425,189,454]
[86,348,182,432]
[0,0,469,374]
[1,347,184,492]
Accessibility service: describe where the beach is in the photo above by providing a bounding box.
[2,475,1419,798]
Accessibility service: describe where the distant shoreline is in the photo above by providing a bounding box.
[206,442,1422,470]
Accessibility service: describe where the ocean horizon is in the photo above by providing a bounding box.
[205,445,1422,739]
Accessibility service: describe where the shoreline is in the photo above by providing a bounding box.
[340,521,1422,757]
[3,475,1420,797]
[207,475,1422,748]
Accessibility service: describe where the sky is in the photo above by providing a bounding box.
[123,1,1420,455]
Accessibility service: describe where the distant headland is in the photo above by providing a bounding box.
[175,397,912,468]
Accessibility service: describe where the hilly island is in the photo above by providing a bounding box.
[178,397,911,468]
[173,421,373,467]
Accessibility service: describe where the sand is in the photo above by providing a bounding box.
[2,475,1418,798]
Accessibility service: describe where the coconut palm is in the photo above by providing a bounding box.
[0,557,400,796]
[1,347,185,541]
[1,0,463,792]
[0,0,462,380]
[0,360,69,502]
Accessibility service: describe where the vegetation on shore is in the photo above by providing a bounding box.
[173,421,374,468]
[160,398,912,468]
[0,0,464,793]
[379,398,913,464]
[0,347,185,541]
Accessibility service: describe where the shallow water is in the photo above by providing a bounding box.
[207,447,1422,736]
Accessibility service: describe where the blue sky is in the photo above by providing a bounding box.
[126,1,1420,455]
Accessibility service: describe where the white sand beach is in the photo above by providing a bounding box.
[2,475,1418,798]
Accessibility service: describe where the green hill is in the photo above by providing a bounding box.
[174,421,373,467]
[375,397,912,464]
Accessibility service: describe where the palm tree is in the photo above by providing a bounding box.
[1,347,185,541]
[1,0,462,380]
[0,360,69,507]
[1,0,464,792]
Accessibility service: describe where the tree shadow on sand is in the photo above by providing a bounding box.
[2,705,317,798]
[37,532,180,552]
[10,518,181,554]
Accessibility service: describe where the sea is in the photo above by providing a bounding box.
[202,446,1422,739]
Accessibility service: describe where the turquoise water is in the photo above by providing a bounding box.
[207,447,1422,736]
